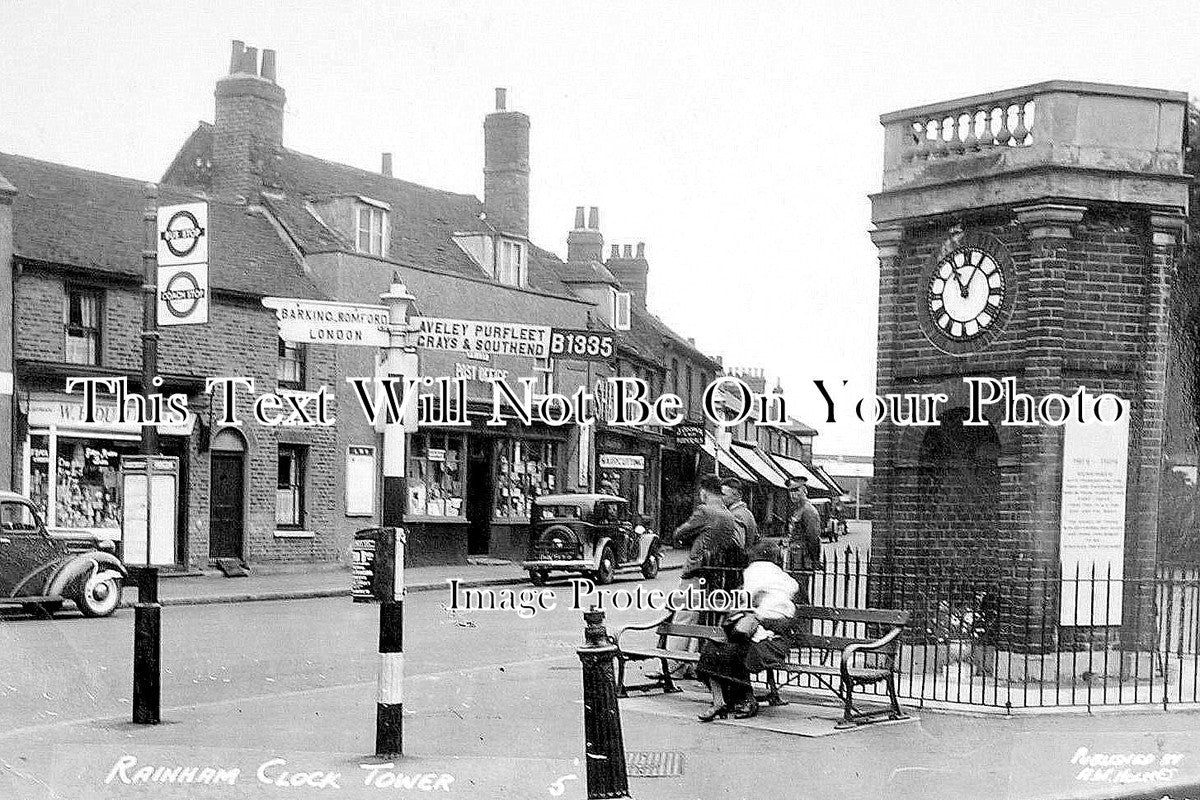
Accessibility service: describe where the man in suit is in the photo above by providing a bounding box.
[720,477,759,551]
[668,474,742,665]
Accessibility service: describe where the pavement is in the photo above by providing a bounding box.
[123,547,689,607]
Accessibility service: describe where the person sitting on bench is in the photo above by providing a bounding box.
[695,542,800,721]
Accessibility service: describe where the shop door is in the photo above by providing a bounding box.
[466,440,494,556]
[209,453,245,560]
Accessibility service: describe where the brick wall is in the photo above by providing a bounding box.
[15,268,348,567]
[872,208,1175,649]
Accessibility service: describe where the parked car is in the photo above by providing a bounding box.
[522,494,661,585]
[0,491,127,617]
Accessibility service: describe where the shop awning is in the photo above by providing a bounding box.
[770,453,841,497]
[729,441,790,489]
[811,464,847,496]
[701,433,756,483]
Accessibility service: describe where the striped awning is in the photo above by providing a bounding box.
[701,433,756,482]
[729,442,790,489]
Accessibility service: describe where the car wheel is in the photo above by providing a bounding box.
[594,547,616,585]
[76,577,121,618]
[529,569,548,586]
[641,548,661,580]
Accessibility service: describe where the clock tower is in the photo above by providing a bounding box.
[870,82,1188,649]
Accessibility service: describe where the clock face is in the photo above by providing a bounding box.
[927,248,1005,341]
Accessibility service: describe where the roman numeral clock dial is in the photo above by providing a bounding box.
[920,239,1014,353]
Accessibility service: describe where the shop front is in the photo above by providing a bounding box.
[594,428,661,533]
[19,391,193,559]
[401,417,568,566]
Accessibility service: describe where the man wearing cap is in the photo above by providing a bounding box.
[720,477,759,552]
[787,477,823,572]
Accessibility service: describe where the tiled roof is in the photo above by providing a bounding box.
[0,152,324,299]
[164,123,578,298]
[633,307,722,370]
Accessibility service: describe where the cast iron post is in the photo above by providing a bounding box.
[577,607,631,799]
[132,182,161,725]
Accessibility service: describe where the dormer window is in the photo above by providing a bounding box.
[356,202,389,256]
[611,289,631,331]
[496,239,525,286]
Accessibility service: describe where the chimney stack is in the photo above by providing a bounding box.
[567,204,603,263]
[381,153,393,177]
[605,239,650,309]
[213,39,286,199]
[483,87,530,237]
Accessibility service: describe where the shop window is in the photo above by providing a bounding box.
[495,440,558,519]
[406,433,465,517]
[278,338,306,389]
[28,435,134,532]
[64,287,102,365]
[356,204,388,256]
[276,445,306,528]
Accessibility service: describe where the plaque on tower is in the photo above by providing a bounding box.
[1059,405,1131,626]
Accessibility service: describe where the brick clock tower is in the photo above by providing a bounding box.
[869,82,1188,648]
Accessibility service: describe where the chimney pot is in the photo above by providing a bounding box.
[636,242,645,258]
[381,152,393,177]
[242,45,259,75]
[574,206,586,229]
[623,244,633,258]
[260,49,277,82]
[588,207,599,230]
[611,244,620,258]
[495,87,507,111]
[230,40,246,74]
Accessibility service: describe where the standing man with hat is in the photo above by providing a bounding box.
[786,477,823,572]
[720,477,759,552]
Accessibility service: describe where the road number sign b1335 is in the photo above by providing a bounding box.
[157,202,208,266]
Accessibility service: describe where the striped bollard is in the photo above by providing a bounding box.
[375,527,405,756]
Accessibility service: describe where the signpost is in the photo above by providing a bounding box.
[262,297,389,347]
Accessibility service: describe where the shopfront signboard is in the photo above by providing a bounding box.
[599,453,645,470]
[263,297,390,347]
[673,422,705,448]
[120,455,179,566]
[412,316,551,359]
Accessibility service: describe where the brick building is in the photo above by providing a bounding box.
[868,81,1188,645]
[0,152,344,568]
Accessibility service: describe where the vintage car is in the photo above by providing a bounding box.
[522,494,661,585]
[0,491,127,617]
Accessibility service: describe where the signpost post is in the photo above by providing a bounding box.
[129,193,209,725]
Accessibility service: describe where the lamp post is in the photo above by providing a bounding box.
[375,274,418,756]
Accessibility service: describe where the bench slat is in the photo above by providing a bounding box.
[793,607,911,626]
[654,624,727,642]
[621,647,701,663]
[790,633,898,652]
[772,663,891,681]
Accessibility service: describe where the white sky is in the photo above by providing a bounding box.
[2,0,1197,455]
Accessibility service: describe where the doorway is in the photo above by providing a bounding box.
[209,429,246,560]
[466,437,494,556]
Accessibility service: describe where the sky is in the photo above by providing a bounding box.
[2,0,1198,455]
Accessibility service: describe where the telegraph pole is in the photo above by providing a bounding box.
[376,274,418,755]
[133,182,161,724]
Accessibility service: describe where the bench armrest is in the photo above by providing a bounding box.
[839,626,904,678]
[615,612,675,649]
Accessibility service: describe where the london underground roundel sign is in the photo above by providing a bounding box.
[156,202,209,266]
[157,264,209,326]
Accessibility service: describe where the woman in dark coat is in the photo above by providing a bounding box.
[695,542,800,721]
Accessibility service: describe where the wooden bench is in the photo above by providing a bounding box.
[763,606,911,727]
[614,606,911,728]
[613,612,726,697]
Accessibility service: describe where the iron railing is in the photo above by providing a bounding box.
[701,552,1200,711]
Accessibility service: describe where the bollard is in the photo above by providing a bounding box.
[577,607,632,799]
[132,566,161,724]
